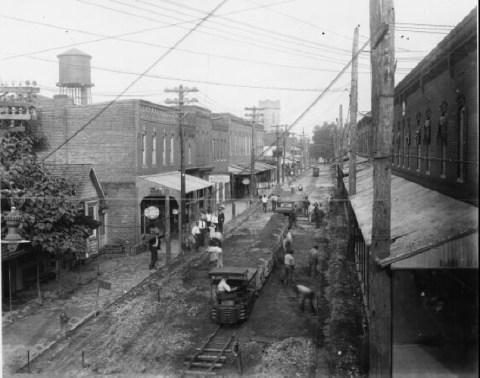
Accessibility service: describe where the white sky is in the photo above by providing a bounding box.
[0,0,477,138]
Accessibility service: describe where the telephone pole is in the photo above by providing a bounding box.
[349,26,359,195]
[276,124,281,184]
[245,106,264,202]
[165,84,198,255]
[369,0,395,376]
[338,104,344,174]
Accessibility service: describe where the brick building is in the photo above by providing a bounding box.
[37,96,213,245]
[346,8,478,376]
[392,7,477,205]
[212,113,274,198]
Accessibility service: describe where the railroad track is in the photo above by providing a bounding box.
[181,325,241,377]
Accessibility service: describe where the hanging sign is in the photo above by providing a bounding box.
[208,175,230,183]
[242,178,250,185]
[145,206,160,219]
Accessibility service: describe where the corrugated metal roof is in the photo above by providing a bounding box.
[138,171,212,194]
[344,164,478,267]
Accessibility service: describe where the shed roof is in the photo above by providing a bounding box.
[46,164,105,201]
[344,165,478,268]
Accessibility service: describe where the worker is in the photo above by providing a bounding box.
[218,278,237,293]
[295,284,316,314]
[284,249,295,285]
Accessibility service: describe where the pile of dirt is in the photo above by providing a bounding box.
[254,337,316,377]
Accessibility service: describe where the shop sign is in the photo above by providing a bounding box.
[145,206,160,219]
[242,178,250,185]
[208,175,230,184]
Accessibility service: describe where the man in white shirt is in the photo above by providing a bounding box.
[261,195,268,213]
[284,250,295,285]
[205,209,212,228]
[217,278,237,293]
[295,284,316,314]
[191,222,201,251]
[211,212,219,231]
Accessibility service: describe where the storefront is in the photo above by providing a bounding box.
[136,172,213,235]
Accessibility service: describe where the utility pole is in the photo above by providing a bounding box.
[282,130,287,184]
[338,104,344,175]
[369,0,395,376]
[276,124,281,184]
[245,106,264,202]
[349,26,359,195]
[165,85,198,255]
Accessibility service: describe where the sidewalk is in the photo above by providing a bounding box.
[1,200,256,375]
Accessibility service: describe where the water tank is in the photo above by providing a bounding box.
[57,48,93,88]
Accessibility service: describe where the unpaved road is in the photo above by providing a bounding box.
[18,166,365,377]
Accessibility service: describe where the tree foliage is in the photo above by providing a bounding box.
[310,122,337,161]
[1,133,89,255]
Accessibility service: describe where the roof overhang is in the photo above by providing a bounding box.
[345,165,478,269]
[136,172,213,204]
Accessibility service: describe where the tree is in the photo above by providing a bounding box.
[311,122,337,161]
[1,133,91,294]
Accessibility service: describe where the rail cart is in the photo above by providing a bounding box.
[209,267,258,324]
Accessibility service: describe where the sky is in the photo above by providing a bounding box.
[0,0,477,139]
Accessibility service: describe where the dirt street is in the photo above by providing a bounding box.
[17,166,366,377]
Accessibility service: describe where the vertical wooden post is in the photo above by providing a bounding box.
[349,26,359,196]
[165,188,171,264]
[9,263,12,322]
[276,124,281,184]
[369,0,395,376]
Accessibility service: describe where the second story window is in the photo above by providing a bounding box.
[152,132,157,166]
[170,134,174,165]
[162,131,166,165]
[142,132,147,166]
[188,145,192,165]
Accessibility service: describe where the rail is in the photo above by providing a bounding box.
[181,325,241,377]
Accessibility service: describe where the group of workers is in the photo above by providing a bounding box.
[283,228,327,314]
[190,208,225,252]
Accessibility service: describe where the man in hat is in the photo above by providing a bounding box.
[218,208,225,233]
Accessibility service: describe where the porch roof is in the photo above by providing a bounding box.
[344,165,478,269]
[136,171,212,203]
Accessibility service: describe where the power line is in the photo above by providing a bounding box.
[233,23,385,177]
[40,0,229,163]
[147,0,356,57]
[0,14,364,73]
[19,54,352,93]
[79,0,362,66]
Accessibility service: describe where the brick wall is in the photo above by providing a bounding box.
[392,48,478,204]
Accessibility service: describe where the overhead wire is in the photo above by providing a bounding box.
[79,0,367,67]
[232,22,385,177]
[19,54,352,93]
[0,0,297,62]
[145,0,357,57]
[40,0,229,163]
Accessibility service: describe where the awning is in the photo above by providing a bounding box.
[228,162,276,176]
[344,164,478,269]
[136,172,212,204]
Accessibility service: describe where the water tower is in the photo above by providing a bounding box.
[56,48,94,105]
